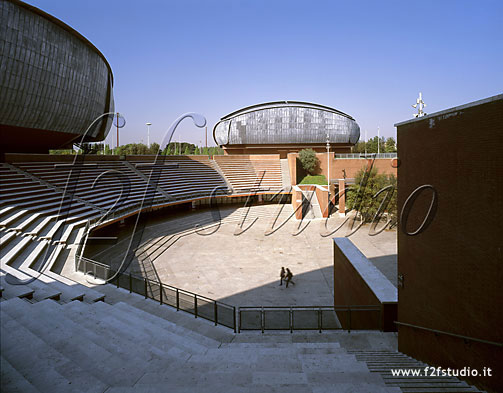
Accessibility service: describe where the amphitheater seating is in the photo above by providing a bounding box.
[0,155,487,393]
[214,155,284,193]
[128,156,229,201]
[0,156,231,286]
[12,160,159,212]
[0,163,105,301]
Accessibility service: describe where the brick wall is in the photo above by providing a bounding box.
[396,95,503,393]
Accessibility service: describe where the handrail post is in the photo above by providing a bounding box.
[116,271,119,288]
[348,307,351,333]
[144,278,147,299]
[214,301,218,326]
[176,288,179,311]
[93,263,96,279]
[233,306,237,333]
[194,295,198,318]
[381,304,384,332]
[318,307,322,333]
[160,283,163,305]
[238,308,241,333]
[290,307,293,333]
[261,307,264,334]
[129,272,132,293]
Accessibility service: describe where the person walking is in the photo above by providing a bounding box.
[279,267,286,286]
[285,268,295,288]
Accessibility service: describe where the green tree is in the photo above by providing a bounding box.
[346,168,397,225]
[351,136,395,154]
[384,137,396,153]
[149,142,160,155]
[298,149,319,175]
[183,145,190,155]
[194,146,200,155]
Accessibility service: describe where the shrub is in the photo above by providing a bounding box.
[298,149,319,175]
[346,168,397,225]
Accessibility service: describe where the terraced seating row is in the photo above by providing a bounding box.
[214,155,284,193]
[12,160,162,212]
[128,156,229,200]
[1,296,404,393]
[0,156,230,294]
[0,163,105,299]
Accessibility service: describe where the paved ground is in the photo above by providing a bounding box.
[87,203,397,307]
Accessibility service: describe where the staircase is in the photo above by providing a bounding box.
[0,272,486,393]
[349,351,486,393]
[1,295,400,393]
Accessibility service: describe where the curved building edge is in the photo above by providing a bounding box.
[0,0,115,153]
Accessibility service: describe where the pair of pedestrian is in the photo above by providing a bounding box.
[279,267,295,288]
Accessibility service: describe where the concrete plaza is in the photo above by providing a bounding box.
[88,204,397,307]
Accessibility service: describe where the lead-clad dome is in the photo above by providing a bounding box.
[0,0,114,152]
[213,101,360,146]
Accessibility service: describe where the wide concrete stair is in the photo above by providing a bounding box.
[0,272,486,393]
[1,296,402,393]
[348,351,486,393]
[214,155,283,193]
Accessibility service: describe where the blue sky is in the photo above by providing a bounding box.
[29,0,503,147]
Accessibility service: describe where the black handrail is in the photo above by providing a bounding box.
[238,305,381,333]
[394,321,503,347]
[77,257,236,332]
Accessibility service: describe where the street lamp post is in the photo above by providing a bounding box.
[365,130,367,156]
[326,133,330,191]
[377,126,380,155]
[146,122,152,148]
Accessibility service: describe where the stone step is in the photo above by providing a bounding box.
[220,341,341,349]
[1,265,62,301]
[0,236,33,265]
[0,299,107,393]
[44,300,184,369]
[19,270,85,302]
[25,216,56,237]
[39,269,105,303]
[95,302,207,355]
[349,351,485,393]
[0,230,16,247]
[69,280,235,343]
[0,209,28,228]
[0,355,40,393]
[1,298,142,388]
[113,301,216,351]
[18,240,50,270]
[400,388,482,393]
[0,274,34,300]
[0,206,15,218]
[11,212,42,232]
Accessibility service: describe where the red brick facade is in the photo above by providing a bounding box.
[396,95,503,393]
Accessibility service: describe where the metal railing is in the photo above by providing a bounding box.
[334,153,397,159]
[239,305,382,333]
[394,321,503,347]
[76,257,237,332]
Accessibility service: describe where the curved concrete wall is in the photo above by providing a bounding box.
[0,0,114,152]
[214,102,360,146]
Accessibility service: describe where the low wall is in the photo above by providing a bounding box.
[291,186,303,220]
[286,152,396,185]
[333,238,397,331]
[2,153,215,163]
